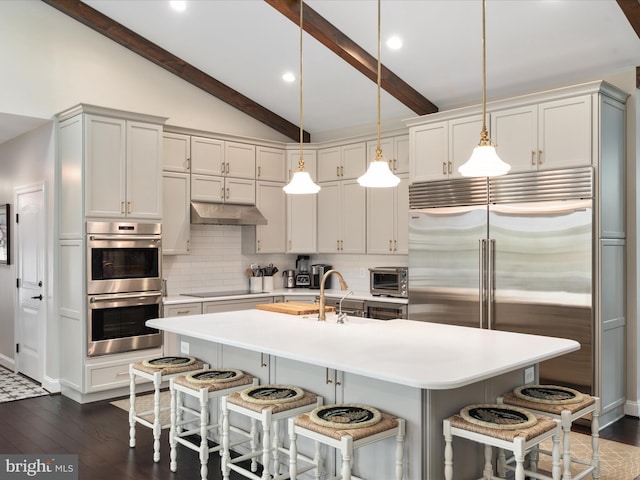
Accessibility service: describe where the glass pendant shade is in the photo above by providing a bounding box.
[458,143,511,177]
[283,170,321,194]
[358,157,401,187]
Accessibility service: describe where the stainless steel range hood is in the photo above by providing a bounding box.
[190,201,267,226]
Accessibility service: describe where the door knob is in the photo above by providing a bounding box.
[30,295,43,300]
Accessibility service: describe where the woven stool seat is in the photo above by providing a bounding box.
[500,386,601,480]
[289,406,405,480]
[221,386,322,480]
[169,370,257,480]
[444,404,562,480]
[128,356,208,463]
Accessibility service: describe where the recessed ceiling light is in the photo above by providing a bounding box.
[282,72,296,83]
[169,1,187,12]
[386,36,403,50]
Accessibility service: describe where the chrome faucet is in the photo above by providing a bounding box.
[318,269,349,321]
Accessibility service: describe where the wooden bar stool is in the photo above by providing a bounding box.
[220,385,322,480]
[128,355,207,462]
[169,368,258,480]
[443,403,562,480]
[288,403,405,480]
[499,385,600,480]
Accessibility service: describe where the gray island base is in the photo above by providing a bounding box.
[147,310,578,479]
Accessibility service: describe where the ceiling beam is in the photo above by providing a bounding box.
[617,0,640,39]
[265,0,438,116]
[41,0,309,142]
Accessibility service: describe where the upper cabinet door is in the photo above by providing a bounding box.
[317,147,341,182]
[449,114,484,179]
[163,132,191,173]
[490,105,538,173]
[538,95,592,170]
[256,146,286,183]
[126,121,162,219]
[341,142,367,180]
[84,115,126,218]
[225,141,256,179]
[410,121,448,182]
[191,136,224,175]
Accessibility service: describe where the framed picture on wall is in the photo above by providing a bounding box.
[0,204,10,265]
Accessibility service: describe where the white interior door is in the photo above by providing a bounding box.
[15,184,45,383]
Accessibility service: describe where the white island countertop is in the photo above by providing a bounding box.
[147,310,579,390]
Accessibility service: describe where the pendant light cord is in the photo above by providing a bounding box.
[480,0,489,145]
[375,0,383,161]
[298,1,305,171]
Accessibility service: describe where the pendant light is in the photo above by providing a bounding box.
[357,0,401,188]
[458,0,510,177]
[283,0,320,195]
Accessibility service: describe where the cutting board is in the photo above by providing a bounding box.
[255,302,335,315]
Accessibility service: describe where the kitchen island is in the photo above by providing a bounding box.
[148,310,578,479]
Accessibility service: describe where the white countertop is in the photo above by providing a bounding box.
[147,310,578,390]
[163,289,409,306]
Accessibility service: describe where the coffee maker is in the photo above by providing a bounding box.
[310,264,332,289]
[295,255,310,288]
[282,270,296,289]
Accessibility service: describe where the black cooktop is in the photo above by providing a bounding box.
[181,290,252,298]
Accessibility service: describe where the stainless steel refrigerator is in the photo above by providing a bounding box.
[408,167,594,393]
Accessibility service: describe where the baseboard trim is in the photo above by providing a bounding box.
[624,399,639,418]
[42,375,61,394]
[0,354,15,372]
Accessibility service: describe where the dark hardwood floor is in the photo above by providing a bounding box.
[0,393,639,480]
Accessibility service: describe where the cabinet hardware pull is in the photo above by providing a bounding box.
[325,368,333,384]
[257,240,261,251]
[226,187,230,199]
[177,310,190,315]
[340,165,344,177]
[389,240,393,251]
[538,150,543,164]
[121,201,125,214]
[260,353,267,368]
[257,165,261,177]
[448,161,452,174]
[336,166,340,177]
[116,371,129,377]
[394,239,398,251]
[531,151,536,166]
[220,188,224,200]
[337,240,340,250]
[334,370,341,386]
[186,157,190,170]
[442,162,447,175]
[127,201,131,214]
[341,240,344,250]
[226,162,230,174]
[394,158,398,171]
[221,162,225,174]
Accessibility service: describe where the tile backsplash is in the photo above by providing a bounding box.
[162,225,407,295]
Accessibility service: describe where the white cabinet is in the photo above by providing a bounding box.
[163,302,202,355]
[162,172,190,255]
[191,174,255,205]
[203,297,271,314]
[256,146,286,182]
[317,180,366,254]
[367,174,409,254]
[85,115,163,219]
[163,132,191,173]
[367,134,409,174]
[191,136,256,204]
[286,150,318,253]
[254,181,286,253]
[491,95,592,173]
[317,142,367,182]
[410,121,448,182]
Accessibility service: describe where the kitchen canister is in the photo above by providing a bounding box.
[250,276,263,293]
[262,276,274,292]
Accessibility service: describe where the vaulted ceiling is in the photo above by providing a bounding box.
[11,0,640,143]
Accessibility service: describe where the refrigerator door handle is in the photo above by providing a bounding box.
[479,239,486,329]
[487,238,496,330]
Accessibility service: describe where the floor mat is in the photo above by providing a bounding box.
[539,431,640,480]
[111,390,172,427]
[0,366,49,403]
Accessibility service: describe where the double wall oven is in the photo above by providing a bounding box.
[86,221,163,357]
